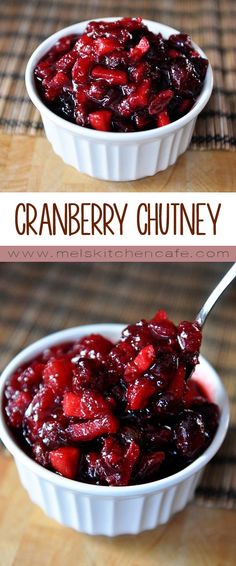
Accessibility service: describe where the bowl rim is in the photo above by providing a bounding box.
[25,17,214,142]
[0,323,229,498]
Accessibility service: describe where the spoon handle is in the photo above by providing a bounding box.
[195,263,236,328]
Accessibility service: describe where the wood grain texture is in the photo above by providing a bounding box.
[0,134,235,193]
[0,453,235,566]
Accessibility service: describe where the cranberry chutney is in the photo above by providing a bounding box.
[34,17,208,133]
[4,311,219,487]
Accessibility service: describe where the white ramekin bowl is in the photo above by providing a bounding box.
[25,19,213,181]
[0,324,229,536]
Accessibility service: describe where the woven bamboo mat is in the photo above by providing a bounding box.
[0,0,236,149]
[0,262,235,508]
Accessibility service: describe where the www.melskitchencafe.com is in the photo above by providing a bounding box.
[2,247,233,262]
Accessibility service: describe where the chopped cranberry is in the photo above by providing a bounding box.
[157,110,171,127]
[129,36,150,62]
[124,344,156,382]
[147,350,178,391]
[87,82,108,101]
[143,425,173,449]
[4,309,219,486]
[5,391,32,428]
[177,321,202,365]
[72,333,113,363]
[101,437,124,467]
[43,358,73,393]
[178,98,192,114]
[118,440,140,485]
[86,438,140,486]
[122,320,154,350]
[150,317,177,342]
[169,58,202,96]
[126,377,156,410]
[32,442,50,467]
[53,35,79,56]
[35,60,55,80]
[89,109,112,131]
[72,359,93,388]
[134,109,152,129]
[34,18,208,132]
[37,413,68,450]
[74,35,94,56]
[17,362,44,389]
[168,34,192,52]
[168,365,186,399]
[72,358,108,392]
[49,446,80,479]
[183,378,206,407]
[56,50,77,73]
[5,362,44,397]
[135,451,165,482]
[41,342,73,362]
[152,391,183,419]
[105,50,129,69]
[168,48,183,59]
[148,89,174,115]
[193,402,220,436]
[72,56,91,84]
[191,57,208,81]
[150,309,168,322]
[175,410,206,459]
[23,386,59,443]
[129,61,151,84]
[67,414,119,442]
[119,424,142,445]
[63,390,110,419]
[152,365,186,418]
[107,341,136,378]
[94,37,121,56]
[42,71,72,102]
[91,66,128,85]
[119,79,151,117]
[26,385,57,415]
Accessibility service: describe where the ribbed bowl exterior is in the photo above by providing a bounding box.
[42,116,196,181]
[16,460,202,535]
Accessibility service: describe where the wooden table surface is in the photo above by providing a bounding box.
[0,450,235,566]
[0,133,235,192]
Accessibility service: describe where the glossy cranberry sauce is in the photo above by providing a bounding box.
[34,17,208,132]
[4,311,219,486]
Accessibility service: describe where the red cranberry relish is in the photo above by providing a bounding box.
[34,18,208,132]
[4,311,219,486]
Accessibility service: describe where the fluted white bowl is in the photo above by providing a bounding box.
[25,19,213,181]
[0,324,229,536]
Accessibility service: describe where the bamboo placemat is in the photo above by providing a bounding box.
[0,0,235,149]
[0,262,235,508]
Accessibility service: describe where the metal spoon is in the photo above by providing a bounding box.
[187,263,236,378]
[195,262,236,328]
